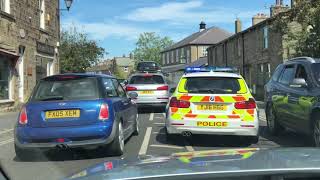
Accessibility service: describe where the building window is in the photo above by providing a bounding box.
[202,46,208,57]
[237,38,241,56]
[0,0,10,14]
[186,49,190,63]
[166,52,169,65]
[124,66,128,72]
[39,0,45,29]
[0,58,10,100]
[171,51,174,64]
[263,26,268,49]
[176,49,179,63]
[180,48,185,63]
[162,54,165,65]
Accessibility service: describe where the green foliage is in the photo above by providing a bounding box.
[133,32,174,64]
[273,0,320,57]
[113,66,126,79]
[59,27,105,73]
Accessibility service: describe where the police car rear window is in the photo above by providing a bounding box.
[129,75,165,84]
[182,77,246,94]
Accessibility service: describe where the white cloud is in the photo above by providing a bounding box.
[61,19,157,41]
[125,0,269,24]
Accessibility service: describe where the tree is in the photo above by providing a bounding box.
[133,32,174,64]
[273,0,320,57]
[59,27,105,73]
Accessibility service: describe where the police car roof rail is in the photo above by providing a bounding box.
[185,66,239,74]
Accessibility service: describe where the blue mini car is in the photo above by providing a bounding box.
[14,74,139,160]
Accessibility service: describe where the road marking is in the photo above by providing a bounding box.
[150,144,184,150]
[149,113,154,121]
[154,122,165,125]
[152,132,165,135]
[184,141,195,151]
[138,127,152,155]
[0,138,14,146]
[0,129,13,135]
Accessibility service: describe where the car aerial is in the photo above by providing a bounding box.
[14,73,139,160]
[126,72,169,109]
[165,67,259,145]
[264,57,320,146]
[136,61,161,72]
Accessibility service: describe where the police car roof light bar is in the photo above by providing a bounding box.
[185,66,238,74]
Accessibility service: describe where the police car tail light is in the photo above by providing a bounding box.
[234,98,256,109]
[169,97,190,108]
[157,85,169,91]
[126,86,137,91]
[99,103,109,120]
[19,107,28,125]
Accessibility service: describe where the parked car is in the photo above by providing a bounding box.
[136,61,161,72]
[14,74,139,160]
[126,72,169,109]
[265,57,320,146]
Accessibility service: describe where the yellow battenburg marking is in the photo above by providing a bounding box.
[177,78,188,93]
[237,79,248,94]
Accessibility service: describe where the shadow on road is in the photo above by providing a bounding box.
[258,126,312,147]
[138,107,165,114]
[155,126,313,149]
[13,147,120,162]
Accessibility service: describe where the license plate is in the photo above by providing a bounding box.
[45,110,80,119]
[140,91,153,94]
[197,104,227,111]
[197,121,228,127]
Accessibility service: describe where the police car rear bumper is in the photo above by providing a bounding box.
[166,125,258,136]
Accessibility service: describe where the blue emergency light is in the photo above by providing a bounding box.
[185,66,238,74]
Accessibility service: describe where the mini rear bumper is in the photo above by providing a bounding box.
[14,121,116,150]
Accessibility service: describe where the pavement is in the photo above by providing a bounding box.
[0,108,312,180]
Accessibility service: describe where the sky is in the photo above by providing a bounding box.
[60,0,291,59]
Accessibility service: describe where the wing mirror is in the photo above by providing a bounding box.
[170,87,176,93]
[128,92,138,99]
[123,80,128,85]
[290,78,308,88]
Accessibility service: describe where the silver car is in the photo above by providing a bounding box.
[126,73,169,108]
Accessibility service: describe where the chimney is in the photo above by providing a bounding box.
[235,18,242,33]
[252,13,268,26]
[199,21,206,32]
[271,0,290,16]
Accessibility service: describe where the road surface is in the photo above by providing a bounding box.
[0,109,311,180]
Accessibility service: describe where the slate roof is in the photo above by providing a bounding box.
[162,27,232,52]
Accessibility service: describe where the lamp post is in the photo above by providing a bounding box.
[60,0,73,11]
[65,0,73,11]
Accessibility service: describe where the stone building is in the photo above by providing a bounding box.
[207,0,299,100]
[0,0,60,109]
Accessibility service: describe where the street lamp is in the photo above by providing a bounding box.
[65,0,73,11]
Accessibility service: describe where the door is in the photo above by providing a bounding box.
[274,65,295,126]
[287,64,315,133]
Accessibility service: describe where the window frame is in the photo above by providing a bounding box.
[0,0,10,14]
[263,26,269,49]
[39,0,45,30]
[112,78,127,98]
[101,78,119,98]
[278,65,295,85]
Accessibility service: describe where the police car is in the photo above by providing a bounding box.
[165,67,259,144]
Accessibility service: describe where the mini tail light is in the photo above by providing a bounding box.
[169,97,190,108]
[126,86,137,91]
[157,85,169,91]
[234,98,256,109]
[19,107,28,125]
[99,103,109,120]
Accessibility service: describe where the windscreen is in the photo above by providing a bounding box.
[31,77,99,101]
[182,77,247,94]
[129,75,165,84]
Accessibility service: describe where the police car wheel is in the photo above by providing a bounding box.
[266,105,282,136]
